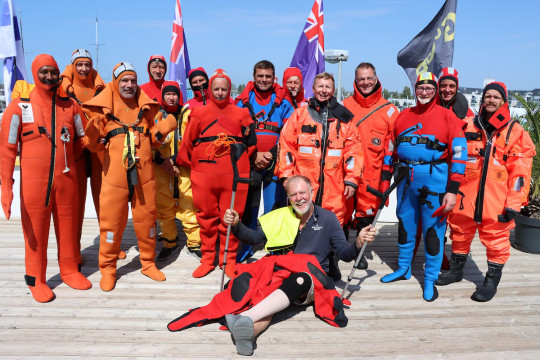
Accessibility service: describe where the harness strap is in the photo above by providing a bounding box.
[193,135,243,146]
[396,136,447,151]
[244,100,282,134]
[104,126,149,143]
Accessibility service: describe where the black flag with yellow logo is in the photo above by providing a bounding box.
[397,0,457,86]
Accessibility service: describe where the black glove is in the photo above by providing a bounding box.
[498,208,518,223]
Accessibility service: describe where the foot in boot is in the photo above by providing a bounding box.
[62,272,92,290]
[436,253,467,286]
[156,244,179,262]
[118,250,127,260]
[471,262,503,302]
[100,273,117,292]
[423,280,438,302]
[192,263,215,278]
[225,263,237,278]
[231,315,254,356]
[187,246,202,260]
[380,266,411,283]
[354,255,368,270]
[29,283,55,303]
[225,314,241,332]
[141,265,166,281]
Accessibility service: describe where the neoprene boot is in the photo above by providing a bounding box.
[436,253,468,286]
[471,262,503,302]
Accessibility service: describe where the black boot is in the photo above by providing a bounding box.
[436,253,468,286]
[471,262,504,302]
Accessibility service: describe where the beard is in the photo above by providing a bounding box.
[292,200,312,216]
[417,97,433,105]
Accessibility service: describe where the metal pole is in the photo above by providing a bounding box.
[337,60,342,101]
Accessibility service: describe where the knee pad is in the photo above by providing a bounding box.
[425,226,441,256]
[279,272,312,303]
[398,219,408,245]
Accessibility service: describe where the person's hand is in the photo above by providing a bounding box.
[344,185,355,199]
[1,179,14,220]
[161,158,180,177]
[441,192,457,213]
[223,209,240,227]
[356,224,377,248]
[254,151,273,170]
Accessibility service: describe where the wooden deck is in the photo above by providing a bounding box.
[1,218,540,359]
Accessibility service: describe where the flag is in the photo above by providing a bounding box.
[290,0,324,99]
[169,0,191,102]
[1,0,27,106]
[397,0,457,86]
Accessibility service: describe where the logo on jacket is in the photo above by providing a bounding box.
[371,137,381,146]
[313,224,323,231]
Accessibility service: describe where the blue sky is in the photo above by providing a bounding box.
[7,0,540,92]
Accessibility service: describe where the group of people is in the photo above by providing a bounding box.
[0,49,535,356]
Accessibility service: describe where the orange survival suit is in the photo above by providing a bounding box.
[447,83,535,264]
[82,62,177,291]
[0,54,92,303]
[276,97,363,225]
[176,69,255,278]
[60,48,107,258]
[343,79,398,229]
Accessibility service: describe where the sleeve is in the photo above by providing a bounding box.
[82,112,106,153]
[343,124,364,188]
[281,99,295,125]
[275,109,300,179]
[503,125,536,211]
[0,102,22,188]
[176,112,198,167]
[381,115,398,181]
[328,213,359,262]
[72,103,88,159]
[232,221,267,246]
[447,115,468,194]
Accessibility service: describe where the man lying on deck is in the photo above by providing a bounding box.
[167,175,376,356]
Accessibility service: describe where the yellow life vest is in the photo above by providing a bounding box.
[259,206,300,252]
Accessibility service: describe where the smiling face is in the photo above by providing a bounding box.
[415,84,436,105]
[37,65,60,85]
[439,79,457,102]
[75,60,92,77]
[286,76,302,97]
[118,74,137,99]
[287,178,313,216]
[149,61,166,81]
[254,68,274,92]
[355,67,377,96]
[313,77,335,103]
[483,89,504,114]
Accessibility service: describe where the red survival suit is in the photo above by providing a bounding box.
[343,79,398,228]
[177,69,255,278]
[83,62,177,291]
[282,67,308,109]
[276,97,363,225]
[140,55,166,102]
[448,83,536,264]
[60,49,107,259]
[167,253,348,332]
[0,54,92,303]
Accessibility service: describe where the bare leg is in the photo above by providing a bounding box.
[254,315,273,336]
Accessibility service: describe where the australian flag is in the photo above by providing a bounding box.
[1,0,27,106]
[169,0,191,103]
[290,0,324,99]
[397,0,457,86]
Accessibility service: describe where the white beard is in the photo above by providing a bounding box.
[417,97,432,105]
